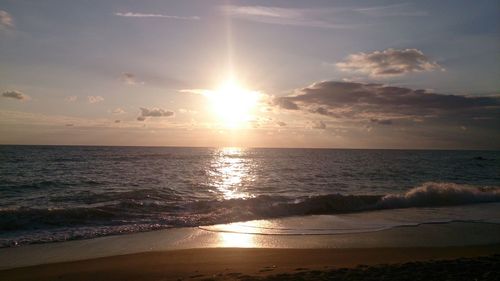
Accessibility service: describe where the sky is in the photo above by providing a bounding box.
[0,0,499,149]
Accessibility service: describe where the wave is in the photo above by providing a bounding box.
[1,182,499,247]
[187,182,500,226]
[378,182,500,208]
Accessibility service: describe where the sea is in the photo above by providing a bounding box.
[1,145,499,247]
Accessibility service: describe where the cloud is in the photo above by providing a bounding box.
[311,120,326,129]
[277,121,287,127]
[65,96,77,102]
[179,108,197,114]
[222,5,351,29]
[0,10,14,29]
[336,48,443,77]
[370,118,393,125]
[273,97,299,110]
[222,4,428,29]
[114,12,200,21]
[2,90,29,101]
[355,3,428,17]
[112,107,126,114]
[88,96,104,104]
[121,72,144,86]
[274,81,500,124]
[137,107,175,121]
[270,81,500,148]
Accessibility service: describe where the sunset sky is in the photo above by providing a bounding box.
[1,0,499,148]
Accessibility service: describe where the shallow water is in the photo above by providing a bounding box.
[1,145,499,247]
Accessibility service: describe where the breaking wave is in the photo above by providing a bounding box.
[378,182,500,208]
[1,182,499,247]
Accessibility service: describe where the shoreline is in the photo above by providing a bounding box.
[1,245,499,281]
[2,221,500,270]
[1,219,500,280]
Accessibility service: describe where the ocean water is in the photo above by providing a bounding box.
[0,145,499,247]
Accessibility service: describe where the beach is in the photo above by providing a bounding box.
[1,220,500,280]
[2,0,500,278]
[1,246,499,280]
[1,147,499,280]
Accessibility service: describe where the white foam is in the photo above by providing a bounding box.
[379,182,500,208]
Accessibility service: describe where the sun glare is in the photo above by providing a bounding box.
[207,78,260,128]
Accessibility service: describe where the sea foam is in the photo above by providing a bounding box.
[378,182,500,208]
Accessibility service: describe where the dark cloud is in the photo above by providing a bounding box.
[137,107,175,121]
[336,48,442,76]
[272,98,299,110]
[275,81,500,121]
[2,90,29,101]
[370,118,393,125]
[274,81,500,147]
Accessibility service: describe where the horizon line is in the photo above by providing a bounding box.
[0,143,498,152]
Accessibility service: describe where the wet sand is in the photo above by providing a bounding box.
[1,245,499,281]
[1,221,500,280]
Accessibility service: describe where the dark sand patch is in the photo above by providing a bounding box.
[247,255,500,281]
[1,245,499,281]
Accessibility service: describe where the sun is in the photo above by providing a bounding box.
[207,78,260,128]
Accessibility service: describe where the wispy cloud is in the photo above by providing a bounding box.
[222,3,428,29]
[2,90,29,101]
[0,10,14,29]
[0,110,114,128]
[336,48,443,77]
[355,3,428,17]
[222,5,352,29]
[114,12,200,21]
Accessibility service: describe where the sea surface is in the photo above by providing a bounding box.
[1,145,499,247]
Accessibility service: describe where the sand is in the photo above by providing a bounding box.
[1,245,499,281]
[3,221,500,270]
[1,219,500,280]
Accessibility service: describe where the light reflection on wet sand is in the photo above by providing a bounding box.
[203,220,286,248]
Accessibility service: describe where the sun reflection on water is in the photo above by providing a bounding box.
[205,147,261,247]
[208,147,255,200]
